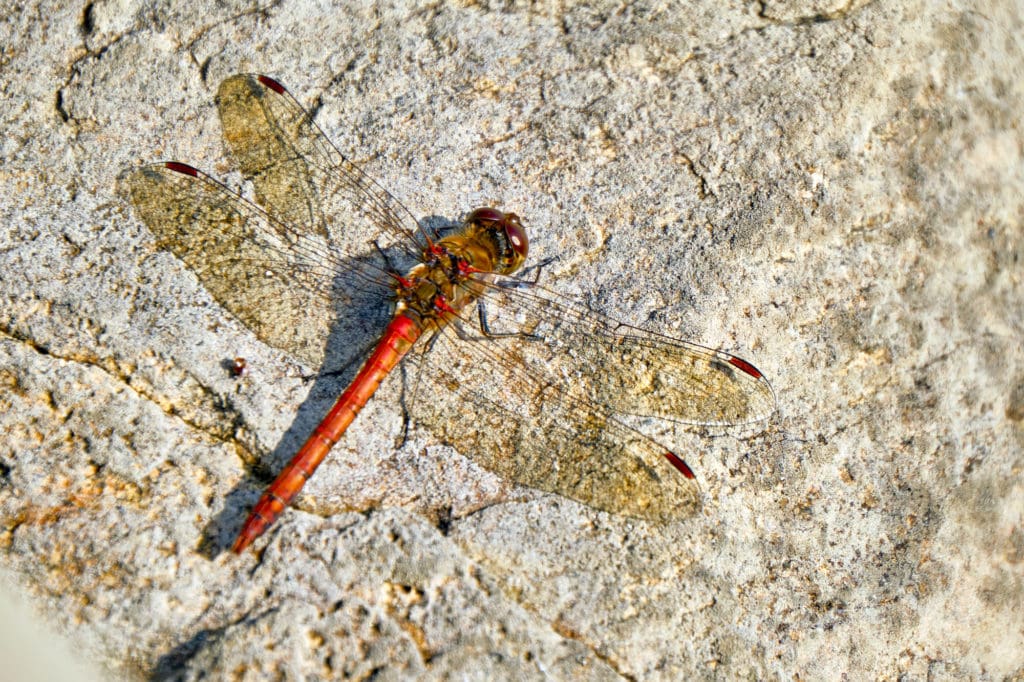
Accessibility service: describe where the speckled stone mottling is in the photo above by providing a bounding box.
[1,0,1021,679]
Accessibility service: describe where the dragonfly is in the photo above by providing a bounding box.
[124,74,775,553]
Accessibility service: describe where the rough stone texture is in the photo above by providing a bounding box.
[2,0,1022,679]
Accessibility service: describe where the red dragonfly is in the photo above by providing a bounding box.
[124,74,775,553]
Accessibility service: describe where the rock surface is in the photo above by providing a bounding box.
[1,0,1021,679]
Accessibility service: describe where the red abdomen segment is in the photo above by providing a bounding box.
[232,314,422,553]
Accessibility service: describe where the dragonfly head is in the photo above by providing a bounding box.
[465,207,529,274]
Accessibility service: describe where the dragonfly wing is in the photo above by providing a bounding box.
[404,278,774,521]
[472,280,776,426]
[215,74,427,266]
[404,349,697,520]
[409,323,702,521]
[122,163,389,370]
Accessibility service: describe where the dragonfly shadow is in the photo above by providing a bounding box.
[199,243,415,558]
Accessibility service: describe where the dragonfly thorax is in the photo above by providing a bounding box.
[394,208,528,326]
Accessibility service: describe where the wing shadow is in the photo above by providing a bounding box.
[198,240,418,557]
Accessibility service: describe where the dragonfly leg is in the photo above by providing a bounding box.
[473,301,541,340]
[498,255,558,289]
[436,312,513,342]
[398,329,445,445]
[372,239,404,277]
[397,362,412,448]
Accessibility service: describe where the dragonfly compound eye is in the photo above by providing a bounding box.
[465,207,505,224]
[502,212,528,260]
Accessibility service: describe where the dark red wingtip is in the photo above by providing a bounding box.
[257,75,287,94]
[164,161,199,177]
[728,356,763,379]
[664,451,696,479]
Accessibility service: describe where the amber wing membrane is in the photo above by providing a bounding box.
[124,163,337,368]
[215,74,427,263]
[405,279,775,522]
[121,74,430,371]
[472,281,777,425]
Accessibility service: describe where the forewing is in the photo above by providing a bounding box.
[472,280,776,425]
[215,74,427,264]
[122,163,387,369]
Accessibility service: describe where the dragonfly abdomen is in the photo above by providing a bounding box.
[231,314,422,553]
